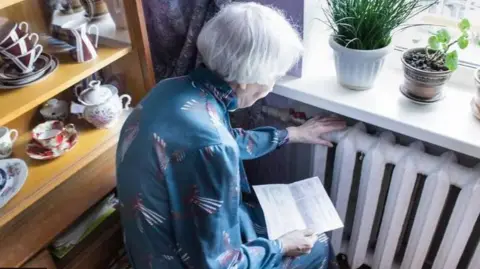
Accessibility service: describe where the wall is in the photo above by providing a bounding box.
[244,0,305,77]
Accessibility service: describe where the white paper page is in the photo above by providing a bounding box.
[289,177,344,234]
[253,184,307,240]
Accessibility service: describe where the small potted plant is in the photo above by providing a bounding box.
[401,19,474,102]
[323,0,435,90]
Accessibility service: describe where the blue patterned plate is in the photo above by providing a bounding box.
[0,159,28,209]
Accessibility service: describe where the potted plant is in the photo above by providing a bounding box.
[401,19,473,101]
[323,0,435,90]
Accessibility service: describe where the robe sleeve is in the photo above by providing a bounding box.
[172,144,284,268]
[231,127,289,160]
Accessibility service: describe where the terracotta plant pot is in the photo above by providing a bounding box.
[401,48,452,100]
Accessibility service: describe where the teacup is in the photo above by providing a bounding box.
[0,32,39,58]
[0,127,18,159]
[32,121,76,149]
[4,44,43,74]
[0,21,29,49]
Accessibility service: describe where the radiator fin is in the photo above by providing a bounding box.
[348,132,394,268]
[400,154,452,269]
[373,144,421,269]
[432,174,480,269]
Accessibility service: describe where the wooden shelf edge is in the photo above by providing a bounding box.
[0,47,131,127]
[0,0,24,10]
[0,112,130,227]
[0,140,117,228]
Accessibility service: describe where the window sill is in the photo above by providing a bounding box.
[274,49,480,158]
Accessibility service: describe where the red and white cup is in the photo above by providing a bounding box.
[0,32,38,58]
[0,21,29,49]
[2,44,43,73]
[32,121,76,149]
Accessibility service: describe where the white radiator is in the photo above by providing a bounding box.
[310,123,480,269]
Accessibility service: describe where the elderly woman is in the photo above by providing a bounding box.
[116,2,345,269]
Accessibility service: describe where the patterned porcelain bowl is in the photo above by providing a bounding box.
[40,99,69,121]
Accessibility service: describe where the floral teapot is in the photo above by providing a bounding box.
[72,80,131,129]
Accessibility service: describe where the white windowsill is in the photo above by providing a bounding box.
[274,39,480,159]
[275,69,480,159]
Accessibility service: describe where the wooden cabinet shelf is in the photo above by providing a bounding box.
[0,46,131,127]
[56,211,122,269]
[0,0,153,267]
[0,0,24,10]
[0,112,130,227]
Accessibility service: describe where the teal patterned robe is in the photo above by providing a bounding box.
[116,67,337,268]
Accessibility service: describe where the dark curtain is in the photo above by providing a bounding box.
[142,0,232,80]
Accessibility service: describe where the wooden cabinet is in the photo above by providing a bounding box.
[23,250,57,269]
[0,0,154,267]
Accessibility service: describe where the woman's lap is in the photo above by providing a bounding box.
[281,234,338,269]
[241,201,339,269]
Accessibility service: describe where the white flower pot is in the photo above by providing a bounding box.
[329,36,393,90]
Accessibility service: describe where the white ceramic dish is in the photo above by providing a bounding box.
[0,158,28,209]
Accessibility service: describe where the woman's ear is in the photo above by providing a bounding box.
[238,83,248,91]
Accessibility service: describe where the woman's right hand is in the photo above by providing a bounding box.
[277,229,318,257]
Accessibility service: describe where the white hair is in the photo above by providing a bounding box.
[197,2,303,85]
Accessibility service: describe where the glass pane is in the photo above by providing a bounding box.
[393,0,480,67]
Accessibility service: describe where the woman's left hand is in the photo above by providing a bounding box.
[286,116,346,147]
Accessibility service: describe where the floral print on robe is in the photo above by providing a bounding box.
[116,66,338,269]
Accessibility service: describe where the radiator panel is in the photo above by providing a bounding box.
[309,123,480,269]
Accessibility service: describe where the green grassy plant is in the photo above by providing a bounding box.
[323,0,438,50]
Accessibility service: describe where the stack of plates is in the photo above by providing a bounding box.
[0,53,58,89]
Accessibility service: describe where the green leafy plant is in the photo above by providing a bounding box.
[426,18,472,71]
[323,0,438,50]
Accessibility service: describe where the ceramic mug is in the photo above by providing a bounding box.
[61,0,85,13]
[81,0,109,19]
[0,127,18,159]
[32,121,76,149]
[0,21,29,49]
[61,22,99,63]
[0,32,38,58]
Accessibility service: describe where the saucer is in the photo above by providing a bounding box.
[0,55,58,89]
[399,85,445,104]
[0,158,28,209]
[0,53,51,80]
[26,126,78,160]
[39,34,75,54]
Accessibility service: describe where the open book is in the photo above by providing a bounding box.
[252,177,343,240]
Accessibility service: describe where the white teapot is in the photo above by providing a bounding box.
[72,80,131,129]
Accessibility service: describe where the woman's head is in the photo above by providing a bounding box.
[197,2,303,108]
